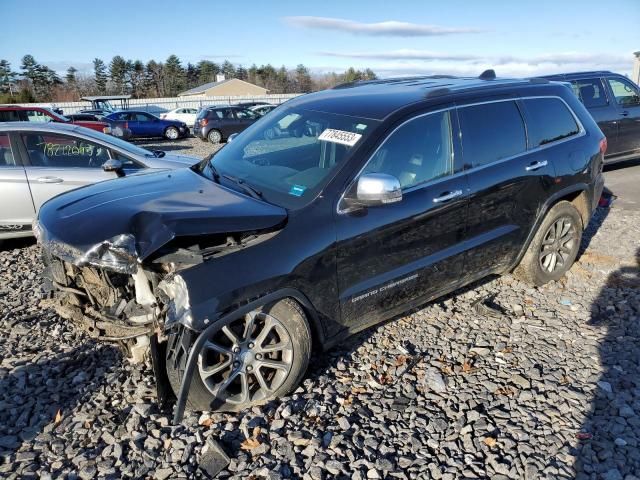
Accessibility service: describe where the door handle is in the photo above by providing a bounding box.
[433,190,463,203]
[36,176,64,184]
[525,160,548,171]
[619,111,629,117]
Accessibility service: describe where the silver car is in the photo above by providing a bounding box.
[0,122,199,241]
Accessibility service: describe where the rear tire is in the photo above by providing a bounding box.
[167,298,312,412]
[514,201,583,286]
[208,129,222,144]
[164,126,179,140]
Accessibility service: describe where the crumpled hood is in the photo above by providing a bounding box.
[37,168,287,260]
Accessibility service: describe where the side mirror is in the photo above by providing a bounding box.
[228,133,239,143]
[102,159,125,177]
[345,173,402,208]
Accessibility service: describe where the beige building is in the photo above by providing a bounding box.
[633,51,640,85]
[179,76,269,97]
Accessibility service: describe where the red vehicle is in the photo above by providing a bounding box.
[0,105,113,135]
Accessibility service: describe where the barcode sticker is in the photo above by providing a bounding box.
[318,129,362,147]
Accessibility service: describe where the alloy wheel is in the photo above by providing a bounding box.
[197,311,294,406]
[166,127,179,140]
[208,130,222,143]
[538,216,577,273]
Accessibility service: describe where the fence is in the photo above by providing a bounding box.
[23,93,303,115]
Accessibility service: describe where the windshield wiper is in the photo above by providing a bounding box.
[222,174,263,200]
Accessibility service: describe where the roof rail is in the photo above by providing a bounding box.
[479,69,496,80]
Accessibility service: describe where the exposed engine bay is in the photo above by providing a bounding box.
[41,230,278,364]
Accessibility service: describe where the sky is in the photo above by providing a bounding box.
[1,0,638,78]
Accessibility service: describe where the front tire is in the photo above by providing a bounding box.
[167,299,312,412]
[164,126,179,140]
[515,201,583,286]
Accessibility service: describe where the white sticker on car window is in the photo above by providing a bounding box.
[318,129,362,147]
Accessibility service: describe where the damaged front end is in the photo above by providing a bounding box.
[38,222,277,367]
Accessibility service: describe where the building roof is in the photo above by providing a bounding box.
[284,74,556,121]
[179,80,231,96]
[178,78,269,96]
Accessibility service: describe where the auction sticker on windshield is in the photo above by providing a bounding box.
[318,129,362,147]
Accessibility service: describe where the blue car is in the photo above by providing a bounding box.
[105,110,189,140]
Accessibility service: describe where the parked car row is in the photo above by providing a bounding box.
[30,70,614,419]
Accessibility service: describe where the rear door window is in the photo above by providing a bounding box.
[522,98,580,147]
[571,78,608,108]
[458,100,526,168]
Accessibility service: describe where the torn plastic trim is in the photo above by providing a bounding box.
[157,274,193,330]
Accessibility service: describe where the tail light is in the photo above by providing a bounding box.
[599,137,607,156]
[200,118,208,126]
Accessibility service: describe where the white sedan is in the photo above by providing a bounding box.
[160,107,198,127]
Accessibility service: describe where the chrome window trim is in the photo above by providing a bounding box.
[337,95,585,215]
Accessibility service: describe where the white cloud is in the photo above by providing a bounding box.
[314,50,634,77]
[284,16,482,36]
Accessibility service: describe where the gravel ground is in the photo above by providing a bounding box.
[131,136,222,160]
[1,139,639,479]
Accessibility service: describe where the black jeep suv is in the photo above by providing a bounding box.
[35,72,606,419]
[542,71,640,164]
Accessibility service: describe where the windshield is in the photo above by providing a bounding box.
[198,107,378,208]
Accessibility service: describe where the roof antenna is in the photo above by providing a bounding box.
[479,69,496,80]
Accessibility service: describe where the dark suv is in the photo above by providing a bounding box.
[542,71,640,163]
[35,73,605,420]
[193,106,259,144]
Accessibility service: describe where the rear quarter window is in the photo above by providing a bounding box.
[458,100,526,168]
[522,98,580,147]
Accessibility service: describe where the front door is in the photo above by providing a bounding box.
[336,109,469,327]
[605,76,640,156]
[0,133,35,233]
[17,131,118,211]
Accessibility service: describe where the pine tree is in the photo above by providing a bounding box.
[295,64,312,93]
[197,60,219,84]
[93,58,108,94]
[65,66,78,85]
[221,60,236,79]
[109,55,128,94]
[0,60,16,94]
[164,55,185,96]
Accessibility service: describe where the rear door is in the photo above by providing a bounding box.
[460,98,555,276]
[569,77,621,157]
[336,108,469,327]
[604,76,640,156]
[17,131,118,211]
[233,108,258,132]
[0,132,35,233]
